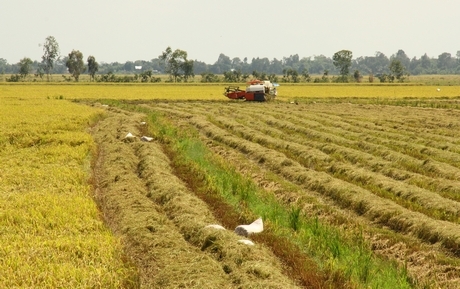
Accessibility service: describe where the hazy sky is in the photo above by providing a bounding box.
[1,0,459,64]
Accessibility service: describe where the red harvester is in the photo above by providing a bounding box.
[224,79,279,101]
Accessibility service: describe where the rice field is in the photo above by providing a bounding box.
[1,82,459,101]
[0,97,137,287]
[3,81,460,288]
[127,99,460,288]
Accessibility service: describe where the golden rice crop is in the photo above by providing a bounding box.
[0,83,223,100]
[0,97,136,287]
[278,84,460,99]
[2,81,460,287]
[1,82,459,101]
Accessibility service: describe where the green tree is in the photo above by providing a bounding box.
[377,73,389,83]
[0,58,8,74]
[332,50,353,82]
[353,70,362,83]
[271,58,284,74]
[231,57,243,71]
[393,49,410,69]
[283,54,300,68]
[159,46,194,82]
[139,70,152,82]
[41,36,60,81]
[301,69,311,82]
[167,49,187,82]
[252,70,261,79]
[373,52,390,75]
[18,57,33,80]
[87,56,99,81]
[437,52,453,72]
[182,59,195,82]
[251,57,270,73]
[223,69,248,82]
[123,61,134,72]
[200,72,220,83]
[389,59,408,82]
[159,47,173,79]
[215,53,232,73]
[420,53,432,70]
[282,68,299,83]
[308,55,334,74]
[65,50,85,81]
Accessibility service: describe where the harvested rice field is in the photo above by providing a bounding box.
[89,98,460,288]
[3,82,460,288]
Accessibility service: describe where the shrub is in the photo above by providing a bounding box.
[200,72,220,83]
[6,74,21,82]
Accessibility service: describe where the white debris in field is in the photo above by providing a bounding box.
[122,132,137,143]
[203,218,264,245]
[238,239,255,246]
[205,224,226,230]
[235,217,263,237]
[141,136,154,142]
[140,121,146,125]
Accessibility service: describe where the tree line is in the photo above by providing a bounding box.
[1,36,459,83]
[2,36,194,83]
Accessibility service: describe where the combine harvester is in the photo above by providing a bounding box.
[224,79,279,101]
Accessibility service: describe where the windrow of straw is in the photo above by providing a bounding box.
[164,103,460,222]
[91,106,301,288]
[255,108,460,199]
[262,104,460,195]
[134,141,301,289]
[281,104,460,162]
[235,103,460,178]
[147,101,460,287]
[140,105,380,288]
[224,101,460,187]
[152,104,460,256]
[92,108,230,288]
[207,110,460,220]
